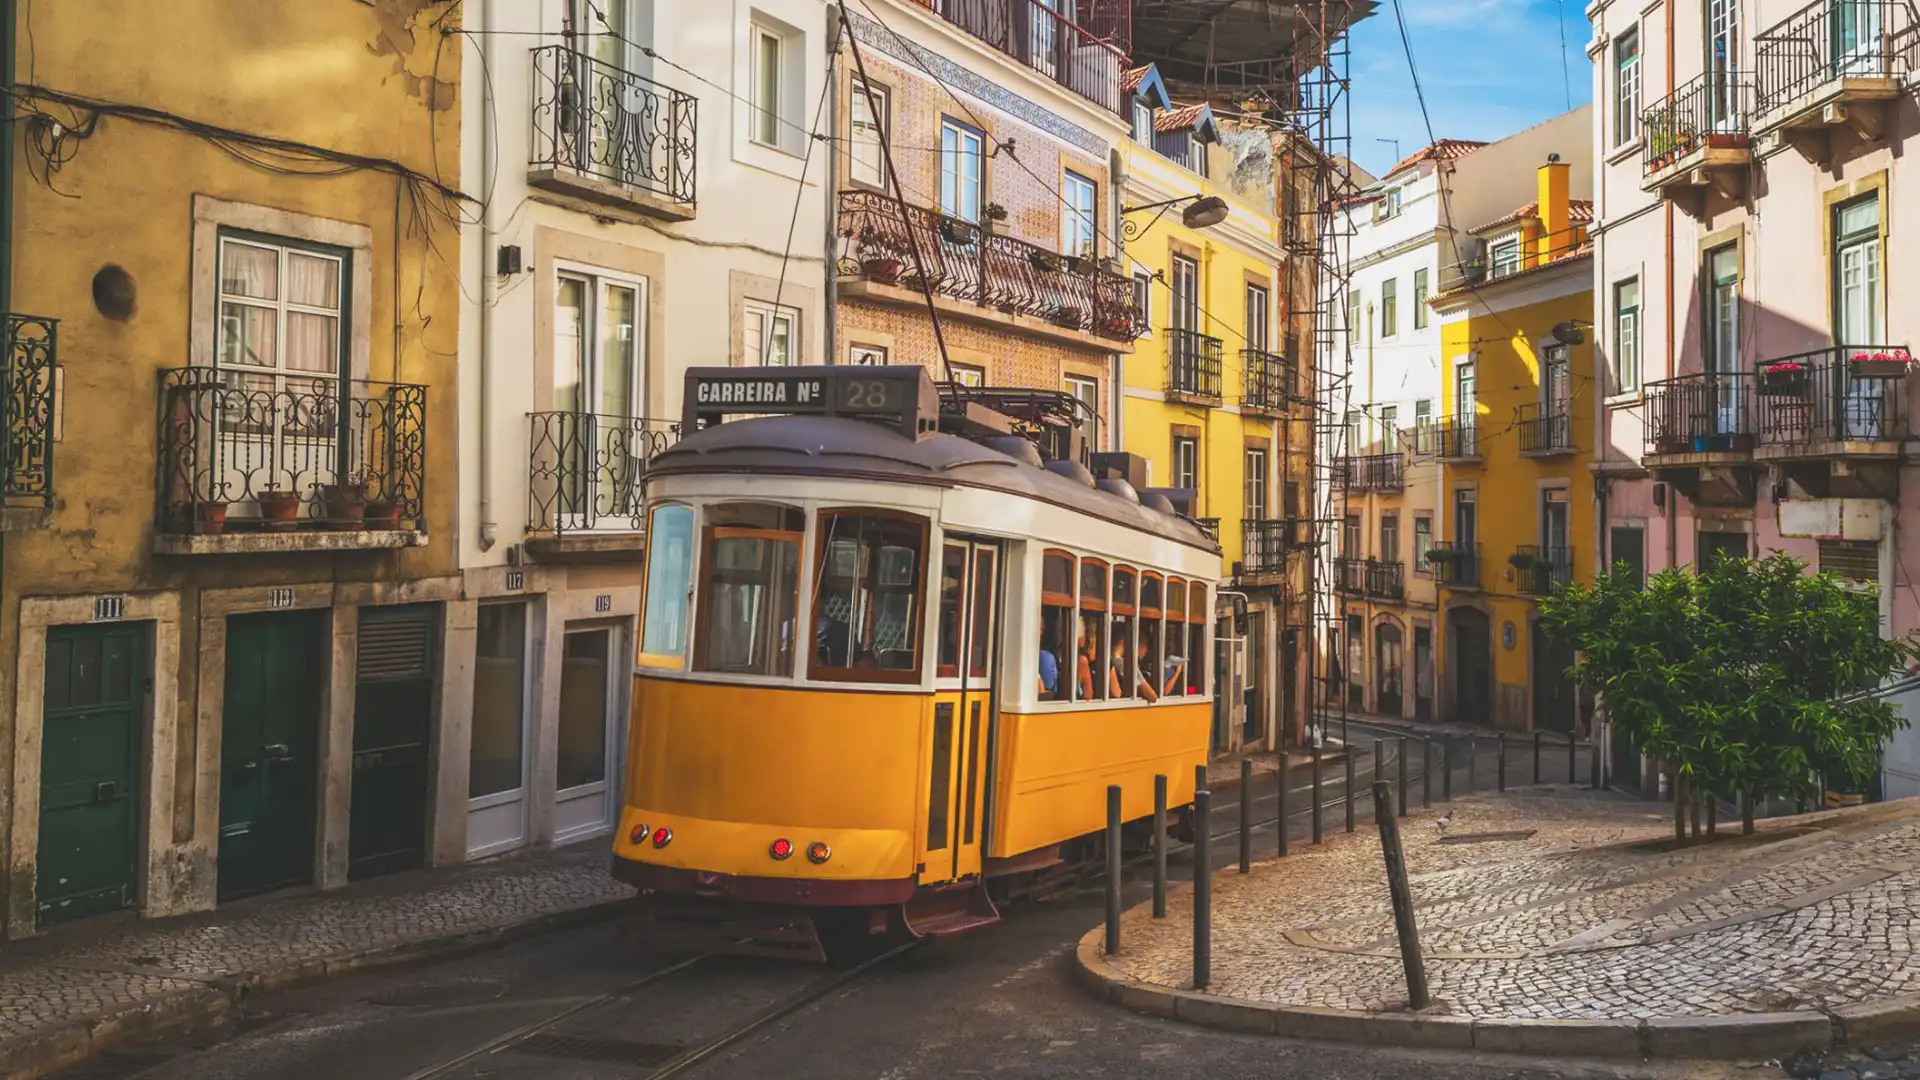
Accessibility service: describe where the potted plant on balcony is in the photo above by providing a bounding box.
[1759,359,1808,396]
[1423,546,1451,567]
[1848,348,1914,379]
[1647,117,1696,171]
[1508,549,1538,570]
[857,230,908,286]
[1065,252,1095,275]
[192,500,230,536]
[321,479,367,530]
[365,494,402,530]
[1095,308,1135,339]
[257,486,302,533]
[982,202,1008,234]
[1050,305,1085,329]
[1028,248,1063,274]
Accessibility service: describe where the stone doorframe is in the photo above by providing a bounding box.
[7,591,182,938]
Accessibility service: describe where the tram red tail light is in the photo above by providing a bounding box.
[651,827,673,848]
[769,838,794,861]
[628,822,649,845]
[806,842,831,864]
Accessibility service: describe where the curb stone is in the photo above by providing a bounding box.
[0,896,628,1080]
[1074,924,1859,1060]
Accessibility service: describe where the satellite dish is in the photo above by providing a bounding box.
[1552,321,1586,346]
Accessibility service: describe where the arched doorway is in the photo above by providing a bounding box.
[1447,607,1491,725]
[1375,622,1404,716]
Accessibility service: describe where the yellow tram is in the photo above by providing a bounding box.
[614,366,1218,958]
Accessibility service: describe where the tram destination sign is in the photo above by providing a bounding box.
[682,366,938,439]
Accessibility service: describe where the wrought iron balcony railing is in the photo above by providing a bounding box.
[837,190,1138,342]
[530,45,697,207]
[1757,0,1911,113]
[1645,371,1754,455]
[2,314,56,512]
[1358,451,1404,491]
[1755,345,1913,446]
[1193,517,1220,541]
[1642,68,1754,176]
[1333,555,1365,594]
[1429,541,1480,589]
[1241,517,1292,573]
[1433,416,1479,460]
[527,412,679,536]
[1366,559,1404,600]
[1517,402,1573,454]
[1514,545,1573,595]
[156,368,426,535]
[915,0,1130,114]
[1166,328,1224,403]
[1241,349,1296,415]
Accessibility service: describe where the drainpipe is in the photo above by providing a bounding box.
[825,8,841,363]
[1662,0,1675,573]
[476,0,499,552]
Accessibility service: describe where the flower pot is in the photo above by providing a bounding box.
[365,497,402,530]
[1759,368,1807,396]
[1507,553,1535,569]
[1050,307,1083,329]
[1065,255,1093,275]
[321,483,367,531]
[861,257,903,286]
[1028,250,1062,274]
[192,501,230,536]
[939,219,978,246]
[1850,358,1910,379]
[256,490,302,533]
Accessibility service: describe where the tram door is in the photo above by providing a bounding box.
[925,537,1000,884]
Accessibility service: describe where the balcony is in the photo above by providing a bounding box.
[1433,417,1480,463]
[529,45,697,221]
[1428,542,1481,590]
[914,0,1130,115]
[1240,349,1296,417]
[526,411,678,556]
[155,368,426,555]
[1641,70,1753,205]
[1644,372,1756,460]
[1193,517,1220,541]
[1517,403,1574,457]
[1240,517,1293,576]
[0,314,55,530]
[1755,0,1909,161]
[1333,556,1365,595]
[1166,328,1224,405]
[1512,545,1572,595]
[1365,559,1405,601]
[1755,346,1911,496]
[837,190,1138,345]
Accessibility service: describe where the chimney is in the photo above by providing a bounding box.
[1537,153,1570,263]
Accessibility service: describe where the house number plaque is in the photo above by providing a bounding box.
[268,587,295,609]
[595,594,612,613]
[505,570,524,591]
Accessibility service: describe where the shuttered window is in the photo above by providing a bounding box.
[1819,540,1879,586]
[357,609,436,681]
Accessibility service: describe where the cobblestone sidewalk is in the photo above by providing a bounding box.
[1088,786,1920,1056]
[0,846,631,1078]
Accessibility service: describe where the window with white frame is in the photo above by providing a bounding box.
[750,19,801,153]
[1190,135,1209,176]
[1614,28,1641,147]
[1612,277,1640,393]
[1244,447,1267,519]
[1062,170,1097,258]
[1132,272,1152,334]
[1132,98,1152,142]
[743,300,799,366]
[1172,434,1198,490]
[1245,283,1269,352]
[1374,186,1402,221]
[1380,277,1398,337]
[1490,237,1521,277]
[849,342,887,366]
[849,79,888,188]
[950,362,985,386]
[217,235,348,388]
[1065,373,1098,422]
[551,265,647,523]
[940,118,986,223]
[1413,268,1429,329]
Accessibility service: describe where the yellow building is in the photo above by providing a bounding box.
[1116,75,1309,753]
[0,1,461,936]
[1429,159,1593,733]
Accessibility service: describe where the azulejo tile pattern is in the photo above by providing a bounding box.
[1105,787,1920,1021]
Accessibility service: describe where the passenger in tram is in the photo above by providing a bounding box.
[816,610,852,668]
[1163,652,1187,697]
[1134,638,1161,703]
[1074,625,1095,701]
[1037,631,1061,698]
[1107,634,1129,699]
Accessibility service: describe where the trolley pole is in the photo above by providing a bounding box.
[1239,758,1253,873]
[1310,746,1323,845]
[1277,750,1290,857]
[1194,784,1212,989]
[1151,774,1167,919]
[1397,737,1409,818]
[1372,781,1430,1009]
[1105,784,1122,955]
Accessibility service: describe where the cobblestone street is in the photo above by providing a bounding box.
[1098,787,1920,1025]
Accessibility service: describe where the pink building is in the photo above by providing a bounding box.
[1589,0,1920,795]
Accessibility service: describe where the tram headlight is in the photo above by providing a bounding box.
[651,827,673,848]
[769,838,794,861]
[806,842,832,865]
[628,822,649,845]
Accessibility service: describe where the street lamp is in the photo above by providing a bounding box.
[1121,194,1231,240]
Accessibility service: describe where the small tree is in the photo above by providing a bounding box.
[1538,551,1913,840]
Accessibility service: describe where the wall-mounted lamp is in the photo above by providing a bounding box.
[1121,194,1230,241]
[1551,318,1592,346]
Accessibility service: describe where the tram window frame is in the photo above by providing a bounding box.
[1163,577,1187,697]
[1185,581,1209,698]
[1110,566,1143,700]
[638,501,695,669]
[808,509,930,685]
[1079,558,1109,702]
[690,503,806,678]
[1139,571,1164,703]
[1039,549,1076,701]
[936,542,967,680]
[968,547,996,680]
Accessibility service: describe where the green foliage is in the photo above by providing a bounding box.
[1537,551,1914,806]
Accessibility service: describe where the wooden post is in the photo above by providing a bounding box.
[1152,774,1168,918]
[1741,790,1755,835]
[1372,781,1430,1009]
[1105,784,1122,955]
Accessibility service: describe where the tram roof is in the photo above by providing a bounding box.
[649,413,1220,553]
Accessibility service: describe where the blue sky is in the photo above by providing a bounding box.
[1346,0,1593,178]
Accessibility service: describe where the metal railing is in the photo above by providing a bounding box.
[1358,451,1404,492]
[837,190,1137,342]
[1514,545,1573,595]
[1433,417,1479,459]
[2,314,56,510]
[1333,556,1366,594]
[1241,349,1295,414]
[527,412,678,535]
[1193,517,1220,540]
[1755,345,1912,445]
[1757,0,1911,113]
[1241,517,1291,573]
[1642,68,1754,176]
[1517,403,1573,454]
[1166,328,1225,402]
[1366,559,1405,600]
[156,368,426,534]
[1430,541,1480,589]
[1645,371,1754,454]
[529,45,697,206]
[917,0,1131,114]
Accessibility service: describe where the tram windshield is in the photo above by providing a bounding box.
[692,503,804,677]
[810,512,927,683]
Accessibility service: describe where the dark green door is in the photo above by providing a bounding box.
[349,605,437,881]
[218,610,323,902]
[38,623,145,926]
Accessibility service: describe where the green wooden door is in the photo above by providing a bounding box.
[38,623,145,926]
[349,605,437,881]
[218,610,323,902]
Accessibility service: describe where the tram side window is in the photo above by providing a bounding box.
[936,544,966,679]
[692,503,805,677]
[1140,573,1164,703]
[1163,578,1187,697]
[1111,567,1149,700]
[1079,560,1108,701]
[1039,551,1075,701]
[811,512,928,683]
[1186,581,1209,697]
[639,503,695,665]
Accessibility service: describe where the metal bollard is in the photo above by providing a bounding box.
[1397,737,1409,818]
[1592,736,1603,791]
[1533,730,1542,784]
[1152,774,1168,919]
[1345,746,1356,832]
[1239,758,1253,874]
[1278,750,1290,857]
[1422,740,1432,808]
[1105,784,1122,955]
[1373,739,1385,793]
[1498,737,1508,792]
[1568,732,1577,785]
[1311,746,1324,844]
[1441,738,1452,802]
[1194,786,1212,989]
[1468,736,1479,791]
